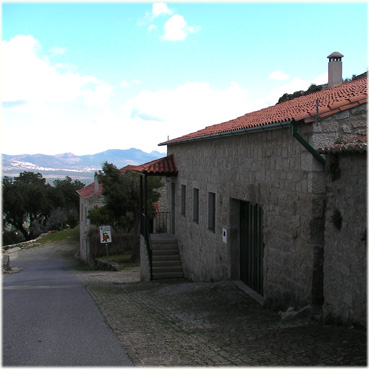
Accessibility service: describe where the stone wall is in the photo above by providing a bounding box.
[168,126,325,308]
[323,152,367,325]
[167,103,367,309]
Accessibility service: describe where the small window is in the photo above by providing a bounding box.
[181,185,186,216]
[193,188,199,223]
[208,192,216,232]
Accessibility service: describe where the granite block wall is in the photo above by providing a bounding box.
[323,153,367,325]
[167,103,366,309]
[168,126,325,308]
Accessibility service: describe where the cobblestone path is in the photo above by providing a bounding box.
[76,269,367,366]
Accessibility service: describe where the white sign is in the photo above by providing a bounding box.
[222,228,227,244]
[99,225,112,244]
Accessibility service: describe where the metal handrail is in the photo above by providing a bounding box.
[149,211,170,234]
[140,213,153,280]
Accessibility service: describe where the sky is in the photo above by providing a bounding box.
[1,1,368,156]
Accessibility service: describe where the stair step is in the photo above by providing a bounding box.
[152,272,184,280]
[153,265,183,273]
[152,249,179,256]
[148,234,184,280]
[151,243,178,250]
[153,260,182,268]
[151,235,177,245]
[152,255,180,263]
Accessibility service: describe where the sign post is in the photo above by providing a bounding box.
[99,225,112,267]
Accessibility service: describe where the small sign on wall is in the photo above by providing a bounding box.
[222,228,227,244]
[99,225,112,244]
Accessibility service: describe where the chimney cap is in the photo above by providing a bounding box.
[327,51,344,59]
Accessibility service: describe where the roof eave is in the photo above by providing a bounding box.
[159,120,294,146]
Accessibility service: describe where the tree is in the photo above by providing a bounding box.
[2,172,52,240]
[51,177,84,228]
[88,162,163,261]
[2,173,85,242]
[53,176,84,211]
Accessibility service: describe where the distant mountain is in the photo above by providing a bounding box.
[2,148,166,184]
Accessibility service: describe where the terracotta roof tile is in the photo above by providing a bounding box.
[131,154,178,176]
[160,78,367,146]
[76,181,102,199]
[317,129,367,154]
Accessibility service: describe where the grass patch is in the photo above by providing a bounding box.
[37,226,80,245]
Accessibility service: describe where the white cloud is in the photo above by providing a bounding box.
[120,79,141,88]
[83,83,113,108]
[312,72,328,85]
[266,77,311,104]
[3,36,331,157]
[138,2,172,26]
[49,46,67,55]
[152,2,172,17]
[148,24,158,32]
[269,70,290,81]
[5,103,62,117]
[138,3,200,41]
[161,14,200,41]
[2,35,113,114]
[55,62,71,69]
[119,81,265,148]
[266,71,329,104]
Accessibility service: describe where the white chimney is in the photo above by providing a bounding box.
[327,51,344,88]
[94,173,99,193]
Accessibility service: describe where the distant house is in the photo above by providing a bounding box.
[77,173,104,265]
[76,160,173,266]
[148,53,367,324]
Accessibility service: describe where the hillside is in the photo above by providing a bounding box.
[2,148,165,184]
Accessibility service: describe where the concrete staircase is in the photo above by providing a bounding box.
[151,234,184,280]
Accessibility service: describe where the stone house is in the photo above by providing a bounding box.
[152,54,367,324]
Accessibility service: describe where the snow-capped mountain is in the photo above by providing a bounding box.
[2,149,165,184]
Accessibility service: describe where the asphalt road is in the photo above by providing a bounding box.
[2,255,132,366]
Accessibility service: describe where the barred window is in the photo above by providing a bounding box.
[193,188,199,223]
[208,192,216,232]
[181,185,186,216]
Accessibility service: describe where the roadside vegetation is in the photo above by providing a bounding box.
[3,162,162,269]
[36,226,80,246]
[2,172,84,245]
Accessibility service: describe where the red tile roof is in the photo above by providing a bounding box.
[160,78,367,146]
[77,156,177,199]
[77,181,102,199]
[130,154,178,176]
[317,129,367,154]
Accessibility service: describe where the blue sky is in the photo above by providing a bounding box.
[2,1,368,155]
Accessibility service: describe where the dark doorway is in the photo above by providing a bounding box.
[240,201,264,296]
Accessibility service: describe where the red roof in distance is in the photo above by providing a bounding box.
[77,181,102,199]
